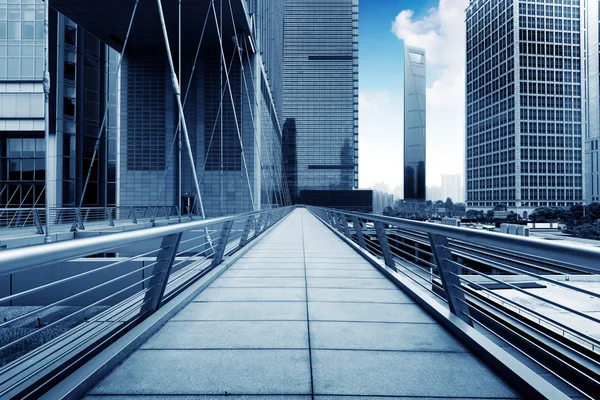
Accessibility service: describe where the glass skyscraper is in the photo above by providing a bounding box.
[403,45,426,201]
[283,0,359,203]
[0,1,116,208]
[465,0,588,214]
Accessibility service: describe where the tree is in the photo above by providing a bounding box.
[382,206,399,217]
[571,223,600,240]
[530,207,562,223]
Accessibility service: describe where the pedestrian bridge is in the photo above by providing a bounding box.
[0,207,598,399]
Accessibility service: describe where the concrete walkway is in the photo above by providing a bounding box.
[84,208,521,399]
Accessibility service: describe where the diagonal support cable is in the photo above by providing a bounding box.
[211,1,256,211]
[156,0,213,249]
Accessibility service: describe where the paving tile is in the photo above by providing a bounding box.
[194,287,306,302]
[308,288,411,303]
[310,321,466,351]
[142,320,308,349]
[173,302,306,321]
[91,350,311,395]
[221,269,306,278]
[229,261,306,269]
[305,262,373,270]
[209,277,306,288]
[311,350,520,398]
[309,302,435,323]
[315,397,520,400]
[307,277,397,289]
[306,269,385,278]
[87,396,311,400]
[305,257,366,264]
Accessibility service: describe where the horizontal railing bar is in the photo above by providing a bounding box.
[456,276,600,349]
[0,208,292,276]
[325,209,600,274]
[449,246,600,300]
[0,273,156,359]
[0,248,163,304]
[449,262,600,327]
[0,262,159,330]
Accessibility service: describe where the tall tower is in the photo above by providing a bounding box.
[465,0,586,215]
[403,45,426,201]
[283,0,359,204]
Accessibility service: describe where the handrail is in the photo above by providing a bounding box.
[308,206,600,399]
[322,208,600,274]
[0,206,294,398]
[0,209,275,275]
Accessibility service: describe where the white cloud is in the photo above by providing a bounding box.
[358,90,404,190]
[391,0,469,186]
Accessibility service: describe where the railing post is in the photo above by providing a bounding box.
[256,213,265,235]
[106,207,115,227]
[352,215,367,250]
[33,209,44,235]
[336,213,345,234]
[212,220,234,267]
[341,215,351,237]
[428,233,472,325]
[76,208,85,230]
[374,221,395,269]
[140,232,183,315]
[238,215,254,248]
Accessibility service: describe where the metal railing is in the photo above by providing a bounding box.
[308,207,600,399]
[0,206,292,398]
[0,206,183,235]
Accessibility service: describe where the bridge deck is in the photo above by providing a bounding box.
[84,209,520,399]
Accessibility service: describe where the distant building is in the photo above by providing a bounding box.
[404,45,426,201]
[427,185,443,202]
[283,0,359,203]
[465,0,592,214]
[442,174,463,203]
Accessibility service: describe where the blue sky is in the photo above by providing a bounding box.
[360,0,438,91]
[358,0,469,195]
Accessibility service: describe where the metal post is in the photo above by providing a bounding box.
[428,233,472,325]
[130,207,137,224]
[75,208,85,231]
[33,209,44,235]
[106,207,115,226]
[238,215,254,248]
[374,221,395,269]
[341,215,351,237]
[177,0,182,223]
[256,213,265,235]
[140,232,183,315]
[211,220,233,267]
[43,0,51,242]
[352,215,367,250]
[336,213,345,234]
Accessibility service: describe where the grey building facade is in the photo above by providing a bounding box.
[2,0,290,217]
[0,1,117,209]
[586,0,599,203]
[283,0,359,203]
[403,45,426,201]
[465,0,589,215]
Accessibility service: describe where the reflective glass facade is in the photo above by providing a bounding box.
[586,0,600,202]
[283,0,359,202]
[466,0,586,212]
[403,45,426,201]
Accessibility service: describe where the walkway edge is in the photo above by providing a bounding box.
[308,209,570,400]
[41,212,293,400]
